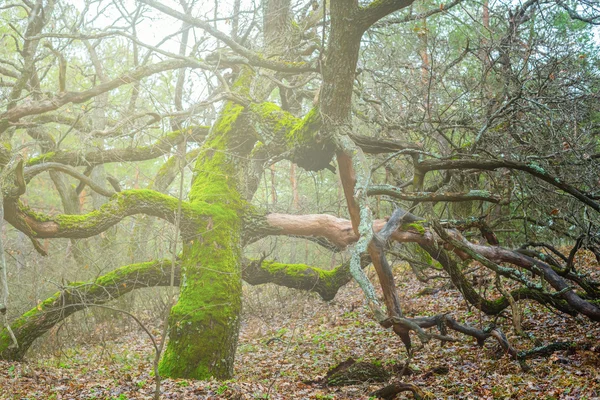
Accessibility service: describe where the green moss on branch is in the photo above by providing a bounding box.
[0,260,177,361]
[244,259,349,301]
[248,103,333,171]
[7,189,206,239]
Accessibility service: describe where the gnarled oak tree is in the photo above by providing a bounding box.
[0,0,599,382]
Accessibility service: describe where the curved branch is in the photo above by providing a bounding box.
[140,0,316,73]
[250,211,600,320]
[242,255,371,302]
[0,255,370,360]
[88,112,161,138]
[438,229,600,321]
[0,260,177,361]
[24,162,115,197]
[28,113,92,132]
[372,0,463,27]
[152,148,201,192]
[367,185,501,203]
[359,0,415,30]
[248,103,334,172]
[350,134,422,154]
[1,59,198,125]
[26,126,208,167]
[419,159,600,212]
[258,213,425,250]
[3,189,204,239]
[0,65,19,79]
[556,1,600,25]
[416,241,577,316]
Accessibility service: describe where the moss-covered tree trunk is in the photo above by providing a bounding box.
[158,102,250,380]
[158,0,302,378]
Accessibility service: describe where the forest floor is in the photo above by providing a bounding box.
[1,261,599,399]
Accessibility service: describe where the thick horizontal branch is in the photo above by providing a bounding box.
[3,189,204,239]
[248,211,600,320]
[25,126,208,167]
[419,159,600,212]
[254,213,426,250]
[350,134,422,154]
[242,255,370,302]
[0,255,370,360]
[0,260,177,361]
[2,211,595,361]
[367,185,501,203]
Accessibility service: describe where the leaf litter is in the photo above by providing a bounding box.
[1,261,599,399]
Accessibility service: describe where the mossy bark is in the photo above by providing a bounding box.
[158,102,249,380]
[2,98,332,375]
[242,255,371,302]
[156,87,337,379]
[0,255,366,361]
[0,260,177,361]
[157,217,242,379]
